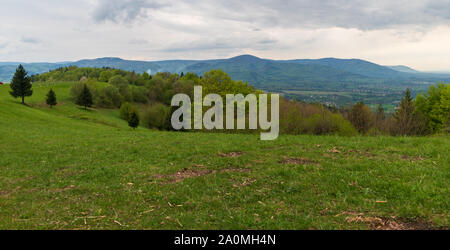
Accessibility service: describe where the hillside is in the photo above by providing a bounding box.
[0,83,449,230]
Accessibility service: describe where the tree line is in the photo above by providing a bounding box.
[9,65,450,135]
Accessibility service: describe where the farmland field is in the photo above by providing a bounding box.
[0,83,448,230]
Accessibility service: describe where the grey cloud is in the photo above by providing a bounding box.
[93,0,450,30]
[92,0,166,23]
[21,37,41,44]
[258,39,277,45]
[201,0,450,30]
[129,38,150,45]
[163,37,279,53]
[163,40,236,53]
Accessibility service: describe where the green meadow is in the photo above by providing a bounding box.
[0,83,448,229]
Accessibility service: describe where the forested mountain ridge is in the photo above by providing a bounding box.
[1,54,447,83]
[2,55,449,107]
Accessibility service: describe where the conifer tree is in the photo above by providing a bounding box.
[10,65,33,104]
[46,89,57,108]
[393,88,427,135]
[376,104,385,121]
[128,110,140,129]
[76,84,93,110]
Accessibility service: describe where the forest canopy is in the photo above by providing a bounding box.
[31,66,449,136]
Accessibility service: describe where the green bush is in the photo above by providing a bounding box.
[330,113,358,136]
[131,86,148,104]
[120,102,138,121]
[70,82,85,101]
[280,98,357,136]
[96,85,122,108]
[143,103,171,130]
[109,75,132,102]
[416,83,450,133]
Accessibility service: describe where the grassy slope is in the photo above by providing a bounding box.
[0,83,448,230]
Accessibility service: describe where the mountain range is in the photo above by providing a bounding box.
[1,55,449,107]
[1,55,448,84]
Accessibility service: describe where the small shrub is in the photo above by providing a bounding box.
[120,102,138,121]
[96,85,122,108]
[143,103,171,130]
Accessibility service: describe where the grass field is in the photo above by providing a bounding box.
[0,83,448,230]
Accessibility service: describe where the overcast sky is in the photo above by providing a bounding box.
[1,0,449,71]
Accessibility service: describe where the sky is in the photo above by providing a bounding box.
[1,0,450,71]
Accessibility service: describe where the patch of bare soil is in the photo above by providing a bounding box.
[0,186,21,197]
[58,166,85,178]
[52,185,77,193]
[156,168,214,184]
[154,166,250,184]
[233,178,257,188]
[221,168,250,173]
[9,176,35,185]
[346,149,377,158]
[0,190,13,197]
[218,152,245,158]
[341,212,441,230]
[280,157,317,165]
[328,147,341,154]
[399,155,425,162]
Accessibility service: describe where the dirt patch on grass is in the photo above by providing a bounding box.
[219,152,245,158]
[328,147,341,154]
[346,149,377,158]
[0,186,21,197]
[399,155,425,162]
[10,176,35,185]
[341,212,442,230]
[156,168,214,184]
[233,178,257,188]
[0,190,13,197]
[154,166,250,184]
[280,157,317,165]
[52,185,77,193]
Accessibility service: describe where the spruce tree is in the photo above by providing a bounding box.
[46,89,57,108]
[10,65,33,104]
[128,110,140,129]
[376,104,385,121]
[76,84,93,110]
[393,88,425,135]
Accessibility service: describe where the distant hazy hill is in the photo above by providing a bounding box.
[183,55,372,90]
[71,57,199,75]
[0,63,66,83]
[285,58,405,79]
[386,65,420,74]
